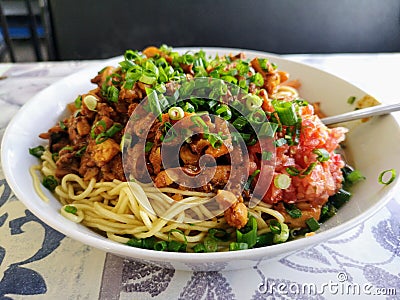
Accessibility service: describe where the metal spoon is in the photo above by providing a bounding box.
[321,103,400,125]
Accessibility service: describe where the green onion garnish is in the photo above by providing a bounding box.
[42,175,58,191]
[272,223,289,243]
[59,121,68,130]
[74,95,82,108]
[193,243,206,253]
[244,169,260,190]
[168,106,185,120]
[269,219,281,234]
[203,236,218,252]
[236,216,258,248]
[347,96,356,104]
[145,141,154,153]
[208,228,230,242]
[229,242,249,251]
[305,217,320,232]
[274,174,291,189]
[284,204,302,219]
[64,205,77,215]
[313,148,330,162]
[154,241,168,251]
[272,100,298,126]
[328,188,351,208]
[29,145,45,158]
[345,169,366,186]
[301,162,317,176]
[215,104,232,121]
[378,169,396,185]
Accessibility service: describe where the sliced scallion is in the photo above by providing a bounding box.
[378,169,396,185]
[229,242,249,251]
[305,217,320,232]
[313,148,330,162]
[274,174,291,189]
[272,223,289,243]
[168,106,185,120]
[42,175,58,191]
[29,145,45,158]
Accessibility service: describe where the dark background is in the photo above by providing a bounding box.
[48,0,400,60]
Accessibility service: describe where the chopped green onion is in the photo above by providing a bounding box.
[168,240,186,252]
[154,241,168,251]
[284,203,302,219]
[207,133,223,149]
[91,120,107,138]
[244,169,260,190]
[313,148,330,162]
[42,175,58,191]
[286,166,300,176]
[257,58,269,70]
[181,102,195,113]
[232,116,248,131]
[168,106,185,120]
[215,104,232,121]
[248,109,267,125]
[272,100,298,126]
[378,169,396,185]
[274,174,291,189]
[306,217,320,232]
[250,73,264,86]
[146,89,162,119]
[74,95,82,108]
[190,115,209,132]
[193,243,206,253]
[345,169,365,185]
[59,121,67,130]
[145,141,154,153]
[143,237,157,250]
[64,205,77,215]
[259,122,279,138]
[102,85,119,103]
[329,188,351,208]
[272,223,289,243]
[301,162,318,176]
[274,138,287,147]
[75,146,87,157]
[347,96,356,104]
[236,216,258,248]
[29,145,45,158]
[127,237,143,248]
[319,202,337,223]
[261,151,273,161]
[208,228,230,242]
[255,232,274,247]
[245,94,263,110]
[203,236,218,252]
[229,242,249,251]
[269,219,281,234]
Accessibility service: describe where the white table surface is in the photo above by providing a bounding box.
[0,53,399,299]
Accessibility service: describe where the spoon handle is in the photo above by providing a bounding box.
[321,103,400,125]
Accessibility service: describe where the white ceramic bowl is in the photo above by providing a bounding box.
[2,48,400,271]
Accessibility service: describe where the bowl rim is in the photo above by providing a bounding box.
[2,47,399,264]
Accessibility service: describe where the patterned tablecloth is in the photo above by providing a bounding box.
[0,53,399,299]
